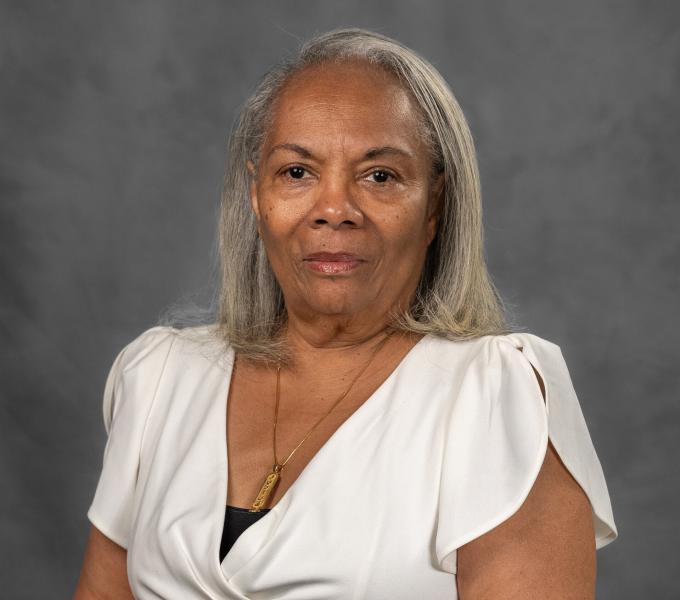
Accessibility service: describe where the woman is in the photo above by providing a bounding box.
[75,28,618,599]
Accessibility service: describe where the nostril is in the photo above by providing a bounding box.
[311,215,360,228]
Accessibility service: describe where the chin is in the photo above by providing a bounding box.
[306,299,361,316]
[302,289,368,316]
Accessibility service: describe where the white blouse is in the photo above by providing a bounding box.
[87,325,618,599]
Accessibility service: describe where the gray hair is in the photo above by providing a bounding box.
[161,27,519,365]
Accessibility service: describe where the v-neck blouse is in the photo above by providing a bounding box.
[87,324,618,599]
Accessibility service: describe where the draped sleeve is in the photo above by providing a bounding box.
[86,326,176,549]
[435,332,619,574]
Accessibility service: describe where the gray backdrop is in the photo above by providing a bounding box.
[2,1,678,597]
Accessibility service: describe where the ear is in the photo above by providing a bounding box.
[246,160,262,232]
[426,172,445,245]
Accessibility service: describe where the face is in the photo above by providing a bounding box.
[247,60,444,328]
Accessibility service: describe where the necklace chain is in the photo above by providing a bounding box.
[248,330,395,512]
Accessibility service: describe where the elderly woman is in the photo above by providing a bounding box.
[75,28,617,599]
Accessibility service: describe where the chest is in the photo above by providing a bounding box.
[224,356,402,509]
[127,336,461,598]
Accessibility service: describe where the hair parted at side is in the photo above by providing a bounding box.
[160,27,520,365]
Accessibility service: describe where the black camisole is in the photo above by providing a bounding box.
[220,505,272,562]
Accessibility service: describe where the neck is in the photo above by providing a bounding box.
[277,316,427,377]
[284,320,392,350]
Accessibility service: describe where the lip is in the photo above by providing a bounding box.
[304,252,361,261]
[303,252,364,274]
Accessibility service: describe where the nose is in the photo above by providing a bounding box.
[308,173,364,229]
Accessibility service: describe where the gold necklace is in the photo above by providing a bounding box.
[248,331,395,512]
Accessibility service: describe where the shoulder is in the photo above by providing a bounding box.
[112,323,228,373]
[101,324,228,432]
[113,325,178,373]
[425,330,564,383]
[433,329,619,573]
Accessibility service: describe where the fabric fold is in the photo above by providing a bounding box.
[85,326,618,597]
[434,332,618,574]
[87,326,176,549]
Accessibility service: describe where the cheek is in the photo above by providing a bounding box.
[259,196,303,239]
[257,202,308,273]
[380,204,429,251]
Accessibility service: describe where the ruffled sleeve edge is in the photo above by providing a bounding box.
[511,333,619,551]
[438,430,550,573]
[435,332,619,574]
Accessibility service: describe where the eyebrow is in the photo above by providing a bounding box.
[266,143,414,161]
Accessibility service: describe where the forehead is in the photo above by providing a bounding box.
[263,61,424,155]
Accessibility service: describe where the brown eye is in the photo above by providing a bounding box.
[287,166,306,179]
[369,170,393,183]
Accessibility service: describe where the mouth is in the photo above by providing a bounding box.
[303,252,364,274]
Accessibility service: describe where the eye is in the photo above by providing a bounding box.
[282,166,308,180]
[367,169,395,184]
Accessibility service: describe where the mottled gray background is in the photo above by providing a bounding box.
[1,0,678,597]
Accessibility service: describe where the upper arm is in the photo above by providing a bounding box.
[78,328,177,599]
[73,525,134,600]
[456,361,597,600]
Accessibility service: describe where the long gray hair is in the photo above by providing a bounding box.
[161,27,519,365]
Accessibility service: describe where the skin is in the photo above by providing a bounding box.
[73,526,133,600]
[247,60,444,355]
[73,59,596,598]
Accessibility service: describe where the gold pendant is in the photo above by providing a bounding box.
[249,463,282,512]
